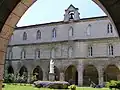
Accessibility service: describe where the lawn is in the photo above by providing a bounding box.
[2,84,110,90]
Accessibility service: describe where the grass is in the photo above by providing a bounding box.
[2,84,110,90]
[2,84,50,90]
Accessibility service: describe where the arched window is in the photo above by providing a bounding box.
[52,28,57,38]
[68,47,73,58]
[68,27,73,37]
[107,23,113,33]
[88,45,93,56]
[8,48,13,59]
[21,49,26,59]
[36,30,41,40]
[23,32,27,40]
[51,48,55,58]
[108,44,114,55]
[86,24,91,36]
[35,49,40,59]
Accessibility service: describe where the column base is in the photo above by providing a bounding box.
[49,73,55,81]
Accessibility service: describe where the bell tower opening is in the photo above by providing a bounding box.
[69,11,75,20]
[64,4,80,22]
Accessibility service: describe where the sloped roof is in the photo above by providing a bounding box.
[65,4,78,11]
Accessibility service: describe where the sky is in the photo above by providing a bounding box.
[17,0,106,27]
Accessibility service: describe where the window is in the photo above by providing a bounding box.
[8,49,13,59]
[108,44,114,56]
[21,49,26,59]
[23,32,27,40]
[68,47,73,58]
[107,23,113,33]
[36,30,41,40]
[88,45,93,56]
[35,49,40,59]
[52,28,56,38]
[51,48,55,58]
[86,24,91,36]
[68,27,73,37]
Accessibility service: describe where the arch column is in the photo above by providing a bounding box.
[60,71,65,81]
[77,61,83,86]
[0,39,9,88]
[59,66,65,81]
[27,71,32,83]
[97,66,104,85]
[4,62,9,78]
[27,68,32,83]
[43,70,48,81]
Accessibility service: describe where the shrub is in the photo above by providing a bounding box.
[69,85,76,90]
[106,80,120,89]
[4,74,15,83]
[2,84,5,88]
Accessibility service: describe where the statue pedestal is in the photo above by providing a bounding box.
[49,73,55,81]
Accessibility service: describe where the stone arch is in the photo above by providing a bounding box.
[19,66,28,82]
[104,64,120,82]
[83,65,98,86]
[32,66,43,80]
[65,65,78,85]
[19,66,28,76]
[7,65,14,74]
[0,1,37,87]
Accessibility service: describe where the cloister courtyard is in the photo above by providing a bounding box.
[2,84,109,90]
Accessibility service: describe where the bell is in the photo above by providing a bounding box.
[69,13,74,19]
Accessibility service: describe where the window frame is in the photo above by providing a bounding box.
[36,30,41,40]
[35,49,41,59]
[8,48,13,59]
[108,44,114,56]
[21,49,26,59]
[51,48,55,58]
[68,46,73,58]
[107,23,113,34]
[52,28,57,39]
[86,24,91,36]
[68,27,74,37]
[88,45,93,57]
[23,32,27,40]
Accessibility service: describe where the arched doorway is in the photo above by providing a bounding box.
[65,65,78,85]
[7,66,14,74]
[104,65,120,82]
[33,66,43,80]
[83,65,98,86]
[54,66,60,81]
[19,66,28,82]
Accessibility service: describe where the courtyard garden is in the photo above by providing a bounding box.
[3,80,120,90]
[3,84,109,90]
[3,72,120,90]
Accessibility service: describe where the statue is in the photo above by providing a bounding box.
[49,59,54,73]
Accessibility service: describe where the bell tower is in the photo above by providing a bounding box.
[64,4,80,22]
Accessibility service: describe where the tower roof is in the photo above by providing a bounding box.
[65,4,79,11]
